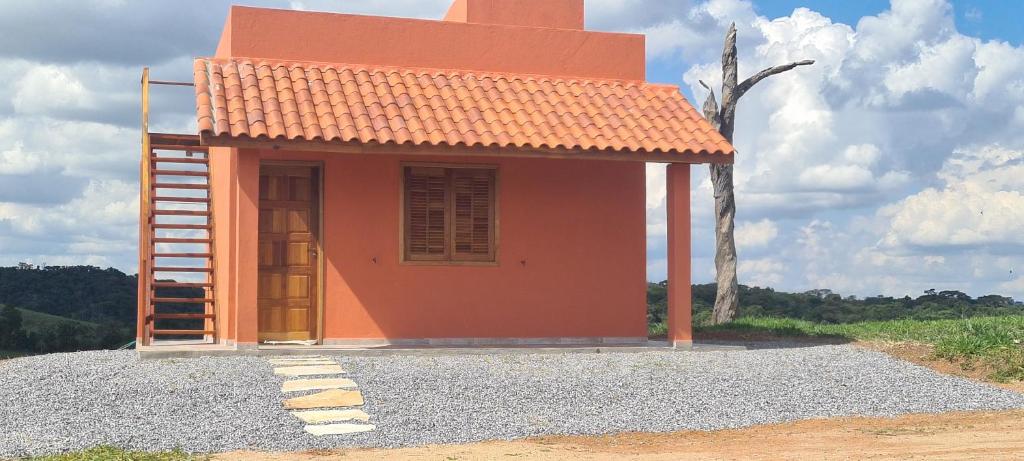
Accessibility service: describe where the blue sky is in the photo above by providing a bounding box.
[648,0,1024,100]
[0,0,1022,299]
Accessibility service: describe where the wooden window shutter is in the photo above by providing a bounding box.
[451,169,495,261]
[404,167,449,260]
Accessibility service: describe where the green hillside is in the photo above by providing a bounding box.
[0,303,129,356]
[17,307,99,334]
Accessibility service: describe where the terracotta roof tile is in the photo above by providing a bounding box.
[195,58,734,158]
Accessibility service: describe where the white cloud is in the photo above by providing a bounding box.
[12,65,95,114]
[880,145,1024,250]
[738,257,784,286]
[997,276,1024,299]
[736,218,778,249]
[797,164,875,191]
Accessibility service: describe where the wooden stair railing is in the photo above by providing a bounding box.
[139,68,218,345]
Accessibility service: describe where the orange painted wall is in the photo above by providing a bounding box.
[444,0,585,30]
[215,5,644,81]
[221,150,649,341]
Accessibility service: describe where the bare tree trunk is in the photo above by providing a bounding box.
[700,23,814,324]
[709,163,739,324]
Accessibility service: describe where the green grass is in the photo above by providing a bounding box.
[647,322,668,337]
[23,446,204,461]
[689,316,1024,382]
[16,307,99,335]
[0,349,32,360]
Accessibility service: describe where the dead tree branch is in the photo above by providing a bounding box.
[734,60,815,101]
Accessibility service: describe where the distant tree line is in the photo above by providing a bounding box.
[1,264,136,325]
[2,265,1023,354]
[648,282,1022,327]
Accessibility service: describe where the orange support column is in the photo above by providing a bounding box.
[666,163,692,348]
[234,152,261,348]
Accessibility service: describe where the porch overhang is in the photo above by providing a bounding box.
[199,133,733,164]
[194,58,735,164]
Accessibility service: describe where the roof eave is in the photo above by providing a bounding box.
[200,133,734,164]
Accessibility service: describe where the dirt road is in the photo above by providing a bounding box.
[217,409,1024,461]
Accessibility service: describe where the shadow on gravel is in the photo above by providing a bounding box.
[690,325,853,350]
[692,338,851,351]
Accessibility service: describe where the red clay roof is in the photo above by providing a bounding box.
[194,58,734,158]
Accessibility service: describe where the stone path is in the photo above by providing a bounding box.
[269,356,376,436]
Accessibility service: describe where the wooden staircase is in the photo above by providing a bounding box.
[139,69,217,345]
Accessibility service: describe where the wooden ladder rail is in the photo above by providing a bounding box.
[140,68,217,345]
[137,68,151,346]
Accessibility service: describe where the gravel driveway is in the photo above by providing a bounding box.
[2,344,1024,457]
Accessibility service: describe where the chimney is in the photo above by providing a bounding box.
[443,0,584,30]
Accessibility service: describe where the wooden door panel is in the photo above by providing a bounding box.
[287,308,308,331]
[288,209,309,232]
[258,164,319,342]
[286,242,309,265]
[258,273,283,299]
[290,176,311,201]
[258,242,274,267]
[287,275,309,298]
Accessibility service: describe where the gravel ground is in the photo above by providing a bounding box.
[2,344,1024,457]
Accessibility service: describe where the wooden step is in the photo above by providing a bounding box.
[148,133,204,147]
[149,143,207,152]
[153,183,209,190]
[152,266,213,273]
[152,313,216,320]
[153,209,210,216]
[153,252,212,258]
[152,297,215,303]
[153,237,212,244]
[153,169,209,177]
[150,145,207,153]
[152,329,215,336]
[151,156,208,164]
[153,196,210,203]
[153,223,210,230]
[153,281,213,288]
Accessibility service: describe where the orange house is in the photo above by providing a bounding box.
[136,0,733,352]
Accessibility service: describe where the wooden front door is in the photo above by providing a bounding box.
[258,165,319,342]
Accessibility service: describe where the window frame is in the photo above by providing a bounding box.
[399,162,499,266]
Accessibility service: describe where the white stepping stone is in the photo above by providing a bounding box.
[283,389,364,409]
[269,359,336,366]
[291,409,370,424]
[273,365,345,376]
[268,355,325,361]
[282,378,357,393]
[304,423,376,436]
